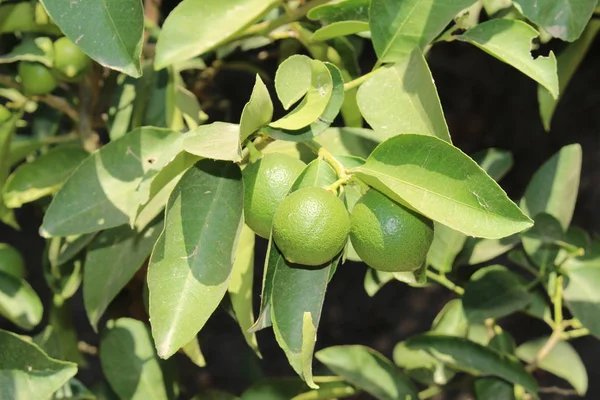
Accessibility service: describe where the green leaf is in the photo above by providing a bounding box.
[0,2,61,35]
[308,0,370,23]
[291,159,337,191]
[431,299,468,337]
[40,0,144,77]
[176,85,205,130]
[4,145,88,208]
[521,213,563,269]
[148,160,243,358]
[84,218,162,330]
[370,0,476,63]
[181,337,206,368]
[265,63,345,142]
[538,20,600,131]
[426,223,467,273]
[275,55,313,110]
[107,75,136,141]
[457,19,559,99]
[457,234,520,266]
[9,137,47,167]
[354,134,533,239]
[516,337,587,395]
[0,329,77,400]
[48,234,96,269]
[183,122,242,162]
[270,60,333,131]
[0,113,20,229]
[140,66,178,129]
[474,378,515,400]
[240,75,273,142]
[520,144,581,230]
[0,271,43,330]
[405,334,537,393]
[316,345,419,400]
[228,224,261,357]
[393,341,454,386]
[0,36,54,67]
[241,377,354,400]
[357,50,451,143]
[462,265,531,322]
[51,378,95,400]
[155,0,279,69]
[513,0,596,42]
[41,127,180,237]
[312,21,370,41]
[364,268,394,297]
[100,318,170,400]
[563,262,600,338]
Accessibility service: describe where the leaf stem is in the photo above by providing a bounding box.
[553,275,564,325]
[425,270,465,295]
[240,0,330,38]
[418,386,442,399]
[562,328,590,340]
[343,68,383,92]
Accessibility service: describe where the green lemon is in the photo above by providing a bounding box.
[18,61,58,96]
[272,187,350,266]
[0,243,26,278]
[350,189,434,272]
[0,105,11,122]
[243,153,306,238]
[53,36,91,82]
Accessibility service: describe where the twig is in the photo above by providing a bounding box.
[426,270,465,295]
[538,386,578,396]
[343,68,383,92]
[562,327,590,340]
[418,386,442,399]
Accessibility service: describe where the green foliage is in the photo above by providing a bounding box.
[0,0,598,398]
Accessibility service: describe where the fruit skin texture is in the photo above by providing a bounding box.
[350,189,434,272]
[53,37,91,82]
[0,243,26,279]
[243,153,306,238]
[18,61,58,95]
[272,187,350,266]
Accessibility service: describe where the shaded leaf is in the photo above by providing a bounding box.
[0,36,53,67]
[316,345,419,400]
[0,329,77,400]
[308,0,370,23]
[148,160,243,358]
[40,0,144,77]
[100,318,170,400]
[312,21,370,41]
[458,234,520,266]
[516,337,587,395]
[155,0,279,69]
[563,261,600,338]
[84,218,163,330]
[41,127,181,237]
[241,377,353,400]
[458,19,558,98]
[364,268,394,297]
[357,50,451,143]
[354,134,533,239]
[107,74,137,141]
[0,271,43,330]
[431,299,468,337]
[181,337,206,368]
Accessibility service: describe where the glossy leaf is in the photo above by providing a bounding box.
[240,75,273,142]
[40,0,144,77]
[354,134,533,239]
[370,0,476,63]
[4,145,88,208]
[148,160,243,358]
[181,337,206,368]
[312,21,370,41]
[0,329,77,400]
[228,224,261,357]
[100,318,170,400]
[463,265,531,322]
[0,271,43,330]
[316,345,419,400]
[563,262,600,338]
[520,144,581,230]
[270,60,333,131]
[84,218,163,330]
[458,234,520,266]
[155,0,279,69]
[539,20,600,130]
[183,122,242,162]
[265,63,345,142]
[406,334,537,393]
[308,0,370,23]
[513,0,596,42]
[516,337,587,395]
[357,50,451,143]
[41,127,181,237]
[457,19,559,99]
[275,55,313,110]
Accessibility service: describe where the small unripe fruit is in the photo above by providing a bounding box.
[53,37,92,82]
[18,61,58,96]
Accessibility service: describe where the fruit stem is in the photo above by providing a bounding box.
[343,68,383,92]
[425,270,465,295]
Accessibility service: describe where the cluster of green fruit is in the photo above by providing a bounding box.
[243,153,434,271]
[18,36,91,96]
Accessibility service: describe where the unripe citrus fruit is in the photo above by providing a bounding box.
[272,187,350,266]
[18,61,58,96]
[350,189,434,272]
[243,153,306,238]
[0,105,11,122]
[53,37,91,82]
[0,243,26,278]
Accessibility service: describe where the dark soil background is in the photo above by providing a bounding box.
[1,9,600,400]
